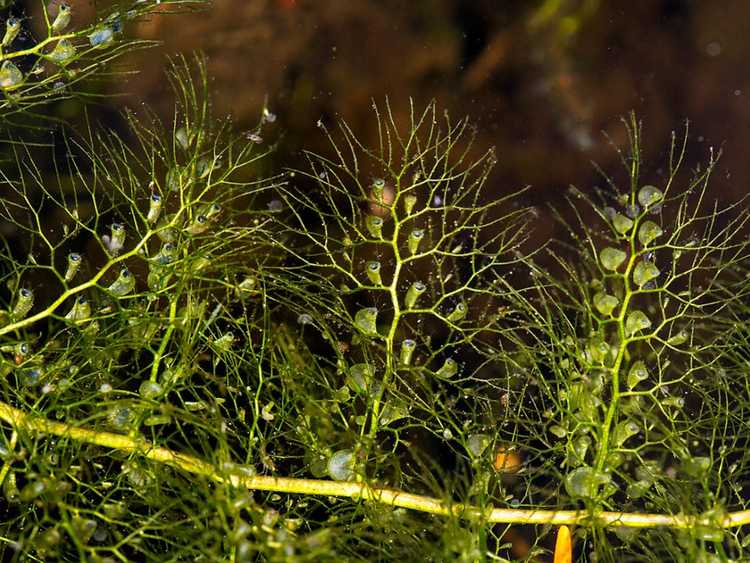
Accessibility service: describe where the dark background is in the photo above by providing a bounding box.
[28,1,750,237]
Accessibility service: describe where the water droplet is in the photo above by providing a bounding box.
[139,380,163,399]
[327,450,355,481]
[12,288,34,318]
[638,185,663,209]
[404,281,426,309]
[434,357,457,379]
[366,261,382,285]
[633,260,660,288]
[627,361,649,388]
[399,339,416,366]
[612,213,634,235]
[625,310,651,336]
[638,221,663,247]
[365,215,383,239]
[354,307,378,336]
[0,60,23,89]
[593,292,619,316]
[408,228,424,255]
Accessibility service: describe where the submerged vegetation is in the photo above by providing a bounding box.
[0,2,749,562]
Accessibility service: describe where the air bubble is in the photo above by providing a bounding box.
[638,221,663,247]
[400,339,416,366]
[633,260,660,288]
[366,261,382,285]
[625,310,651,336]
[327,450,355,481]
[365,215,383,239]
[638,185,663,209]
[599,247,626,271]
[408,228,424,255]
[354,307,378,336]
[593,292,619,316]
[405,281,426,309]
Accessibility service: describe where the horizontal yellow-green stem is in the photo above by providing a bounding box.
[1,399,747,529]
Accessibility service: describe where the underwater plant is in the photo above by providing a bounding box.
[1,4,750,562]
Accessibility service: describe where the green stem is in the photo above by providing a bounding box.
[1,396,747,529]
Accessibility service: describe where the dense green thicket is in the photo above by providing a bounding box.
[0,2,749,562]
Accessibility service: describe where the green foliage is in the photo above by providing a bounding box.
[0,5,750,560]
[0,0,203,121]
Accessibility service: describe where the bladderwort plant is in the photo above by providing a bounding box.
[0,7,750,563]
